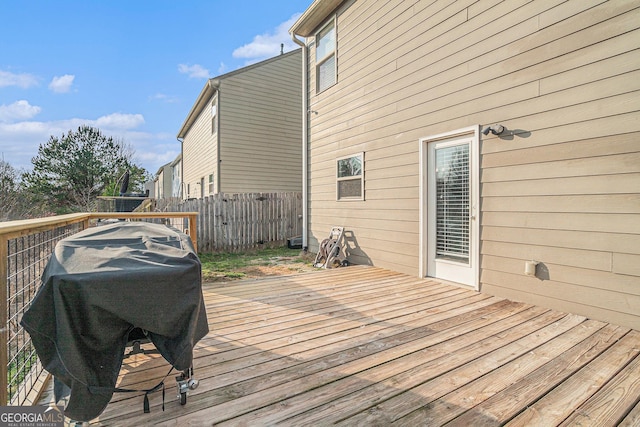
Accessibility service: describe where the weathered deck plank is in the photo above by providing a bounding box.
[507,330,640,426]
[80,266,639,426]
[208,303,541,426]
[445,324,631,425]
[558,342,640,426]
[329,313,590,426]
[397,318,609,425]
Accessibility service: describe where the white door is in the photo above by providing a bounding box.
[421,127,479,288]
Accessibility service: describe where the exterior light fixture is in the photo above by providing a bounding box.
[482,124,505,136]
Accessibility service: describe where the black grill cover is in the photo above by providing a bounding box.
[21,221,209,421]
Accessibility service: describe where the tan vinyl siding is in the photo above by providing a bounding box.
[303,0,640,327]
[182,97,217,199]
[219,51,302,193]
[180,50,301,197]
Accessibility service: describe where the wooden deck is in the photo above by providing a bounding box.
[83,266,639,425]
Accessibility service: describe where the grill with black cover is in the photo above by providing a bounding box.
[21,221,209,422]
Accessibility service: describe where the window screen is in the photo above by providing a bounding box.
[318,55,336,92]
[316,19,336,92]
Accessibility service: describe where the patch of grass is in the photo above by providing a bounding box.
[199,247,310,282]
[8,351,39,401]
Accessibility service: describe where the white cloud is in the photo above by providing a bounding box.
[0,119,83,169]
[48,74,75,93]
[137,143,180,173]
[178,64,211,79]
[232,14,302,63]
[0,100,41,123]
[94,113,145,130]
[149,93,179,104]
[0,112,181,175]
[0,70,39,88]
[108,131,179,174]
[217,62,227,75]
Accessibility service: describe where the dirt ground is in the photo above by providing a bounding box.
[239,256,318,277]
[203,252,319,283]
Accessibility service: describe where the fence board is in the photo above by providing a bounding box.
[154,193,302,253]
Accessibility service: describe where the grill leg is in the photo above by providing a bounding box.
[176,367,199,405]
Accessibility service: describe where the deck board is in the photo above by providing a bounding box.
[74,266,639,425]
[507,330,640,426]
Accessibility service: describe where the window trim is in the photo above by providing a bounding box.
[336,152,364,201]
[315,16,337,93]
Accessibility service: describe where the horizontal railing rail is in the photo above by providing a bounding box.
[0,212,198,405]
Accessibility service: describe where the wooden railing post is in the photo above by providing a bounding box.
[188,214,198,252]
[0,234,8,404]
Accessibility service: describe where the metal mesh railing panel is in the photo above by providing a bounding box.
[5,222,85,404]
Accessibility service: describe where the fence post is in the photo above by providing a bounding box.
[205,197,212,252]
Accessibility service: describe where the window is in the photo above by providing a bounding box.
[337,153,363,200]
[208,173,214,194]
[435,144,470,263]
[211,95,218,135]
[316,18,336,92]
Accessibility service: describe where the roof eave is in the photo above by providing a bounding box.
[290,0,344,37]
[176,79,219,139]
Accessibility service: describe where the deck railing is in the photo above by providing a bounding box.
[0,212,198,405]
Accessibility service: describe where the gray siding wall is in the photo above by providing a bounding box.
[305,0,640,328]
[219,50,302,193]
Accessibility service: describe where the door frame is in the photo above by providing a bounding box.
[419,125,480,290]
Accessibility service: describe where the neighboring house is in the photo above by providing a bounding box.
[170,153,182,198]
[143,181,155,199]
[177,49,302,198]
[290,1,640,328]
[153,162,172,200]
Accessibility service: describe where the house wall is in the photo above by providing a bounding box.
[182,94,218,199]
[219,50,302,193]
[159,165,173,199]
[153,164,173,199]
[304,0,640,328]
[154,169,164,199]
[171,159,182,198]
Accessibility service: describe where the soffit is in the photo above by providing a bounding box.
[290,0,344,37]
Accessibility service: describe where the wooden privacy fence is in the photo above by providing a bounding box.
[155,192,303,253]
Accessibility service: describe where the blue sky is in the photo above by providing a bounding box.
[0,0,311,174]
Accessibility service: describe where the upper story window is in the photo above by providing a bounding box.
[208,173,214,194]
[337,153,364,201]
[211,95,218,135]
[316,18,336,93]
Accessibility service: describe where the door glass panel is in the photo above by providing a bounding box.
[435,144,469,263]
